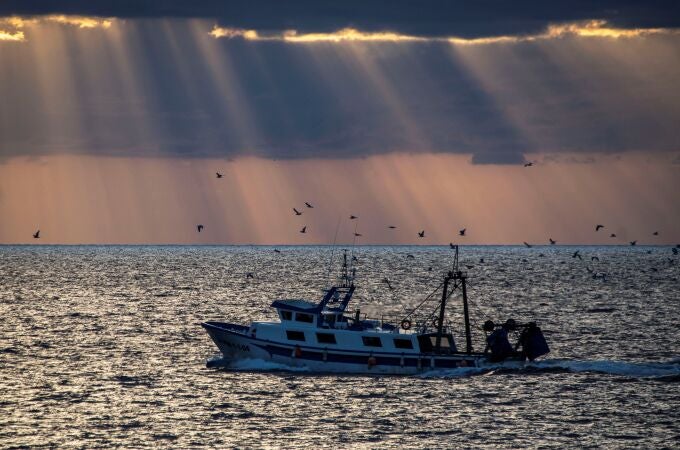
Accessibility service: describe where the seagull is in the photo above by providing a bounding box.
[274,249,281,253]
[523,242,532,248]
[33,230,40,239]
[610,233,617,238]
[352,255,358,262]
[653,231,659,236]
[406,254,415,259]
[418,230,425,238]
[549,238,556,245]
[300,226,307,234]
[524,162,533,167]
[305,202,314,208]
[572,250,582,260]
[382,278,393,290]
[388,226,396,229]
[197,225,204,232]
[595,225,604,231]
[591,256,599,261]
[246,272,254,278]
[216,172,223,178]
[350,215,358,220]
[459,228,466,236]
[354,233,362,237]
[293,208,302,216]
[630,240,637,246]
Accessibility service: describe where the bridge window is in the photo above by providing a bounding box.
[280,310,292,321]
[295,313,314,323]
[362,336,382,347]
[286,330,306,341]
[393,338,414,349]
[316,333,337,344]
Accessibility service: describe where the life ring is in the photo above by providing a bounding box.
[367,356,377,368]
[294,346,302,358]
[400,319,412,330]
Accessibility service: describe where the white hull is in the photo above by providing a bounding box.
[203,322,525,375]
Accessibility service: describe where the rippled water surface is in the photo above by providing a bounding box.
[1,245,679,448]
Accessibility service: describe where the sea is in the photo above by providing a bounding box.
[1,245,678,448]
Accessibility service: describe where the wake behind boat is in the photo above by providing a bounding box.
[201,246,549,374]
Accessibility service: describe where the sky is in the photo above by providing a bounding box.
[0,1,679,244]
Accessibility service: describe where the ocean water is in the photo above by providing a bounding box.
[1,245,678,448]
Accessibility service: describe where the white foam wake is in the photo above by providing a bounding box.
[529,359,680,378]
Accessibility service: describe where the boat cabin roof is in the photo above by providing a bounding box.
[271,299,321,313]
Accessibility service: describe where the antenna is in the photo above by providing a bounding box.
[326,216,342,286]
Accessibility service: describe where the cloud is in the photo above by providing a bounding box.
[1,16,679,164]
[209,21,679,45]
[1,0,679,39]
[0,15,113,42]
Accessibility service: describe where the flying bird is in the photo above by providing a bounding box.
[630,241,637,246]
[672,248,678,255]
[524,162,533,167]
[572,250,582,260]
[216,172,223,178]
[305,202,314,208]
[354,233,362,237]
[350,215,358,220]
[388,226,396,229]
[653,231,659,236]
[382,278,393,290]
[33,230,40,239]
[549,238,556,245]
[595,225,604,231]
[459,228,466,236]
[300,226,307,234]
[591,256,599,261]
[246,272,254,279]
[293,208,302,216]
[523,242,532,248]
[610,233,617,238]
[274,249,281,253]
[406,254,415,259]
[197,225,204,232]
[418,230,425,238]
[352,255,358,262]
[449,243,456,249]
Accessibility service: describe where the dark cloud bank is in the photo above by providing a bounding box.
[1,3,680,164]
[2,0,680,38]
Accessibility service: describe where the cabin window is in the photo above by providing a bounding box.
[393,338,414,349]
[281,311,292,321]
[316,333,337,344]
[295,313,314,323]
[362,336,382,347]
[286,330,306,341]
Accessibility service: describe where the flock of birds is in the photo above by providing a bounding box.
[29,170,677,274]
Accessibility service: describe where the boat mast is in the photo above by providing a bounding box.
[439,245,473,354]
[434,271,452,353]
[459,270,472,353]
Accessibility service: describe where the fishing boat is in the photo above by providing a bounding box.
[201,246,549,374]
